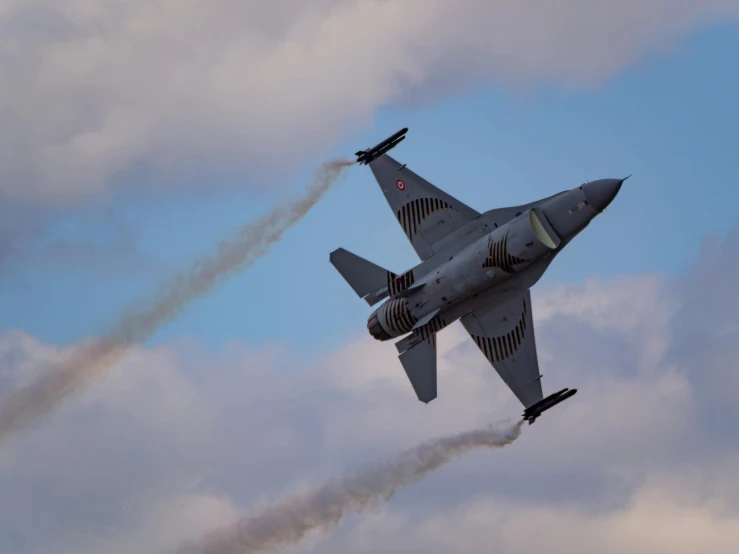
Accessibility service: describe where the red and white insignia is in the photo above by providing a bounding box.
[396,179,405,190]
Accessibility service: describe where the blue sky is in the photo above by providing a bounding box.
[2,4,739,554]
[2,21,736,356]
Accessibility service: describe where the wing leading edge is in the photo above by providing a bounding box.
[368,154,480,261]
[461,290,544,409]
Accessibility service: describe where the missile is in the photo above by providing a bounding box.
[522,387,577,425]
[355,128,408,165]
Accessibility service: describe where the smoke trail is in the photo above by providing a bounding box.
[170,420,524,554]
[0,158,354,443]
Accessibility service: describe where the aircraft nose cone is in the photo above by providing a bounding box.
[582,178,625,212]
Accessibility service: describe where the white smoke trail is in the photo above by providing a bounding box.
[170,419,525,554]
[0,158,354,443]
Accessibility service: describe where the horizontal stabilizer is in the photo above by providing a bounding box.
[398,338,437,403]
[330,248,392,306]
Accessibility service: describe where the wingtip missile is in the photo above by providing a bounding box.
[356,128,408,165]
[522,387,578,425]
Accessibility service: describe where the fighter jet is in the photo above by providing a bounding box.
[330,128,626,424]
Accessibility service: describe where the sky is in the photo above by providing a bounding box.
[0,1,739,553]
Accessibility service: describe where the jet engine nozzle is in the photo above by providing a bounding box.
[367,311,391,341]
[367,297,418,341]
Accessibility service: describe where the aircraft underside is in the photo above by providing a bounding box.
[331,128,626,424]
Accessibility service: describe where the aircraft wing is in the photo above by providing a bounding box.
[368,154,480,260]
[460,290,544,409]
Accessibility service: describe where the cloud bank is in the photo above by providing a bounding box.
[0,231,738,553]
[1,0,739,202]
[171,421,523,554]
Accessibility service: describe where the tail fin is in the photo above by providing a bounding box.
[328,248,387,306]
[330,248,420,306]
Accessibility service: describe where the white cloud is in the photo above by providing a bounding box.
[328,476,739,554]
[2,0,738,202]
[0,233,738,553]
[52,490,240,554]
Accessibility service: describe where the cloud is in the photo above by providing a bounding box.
[323,477,739,554]
[1,0,739,203]
[0,231,738,553]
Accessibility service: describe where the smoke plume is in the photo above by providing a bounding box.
[0,158,354,443]
[171,420,525,554]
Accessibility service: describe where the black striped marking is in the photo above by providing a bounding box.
[386,269,415,297]
[472,300,528,364]
[381,297,418,336]
[482,233,528,272]
[396,197,455,239]
[414,315,449,344]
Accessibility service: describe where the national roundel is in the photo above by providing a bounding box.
[396,179,406,191]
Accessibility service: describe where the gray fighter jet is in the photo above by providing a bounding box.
[331,129,626,424]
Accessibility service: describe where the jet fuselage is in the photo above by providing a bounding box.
[367,178,623,342]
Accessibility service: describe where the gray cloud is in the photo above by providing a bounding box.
[666,230,739,440]
[1,0,738,203]
[0,231,738,553]
[170,421,523,554]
